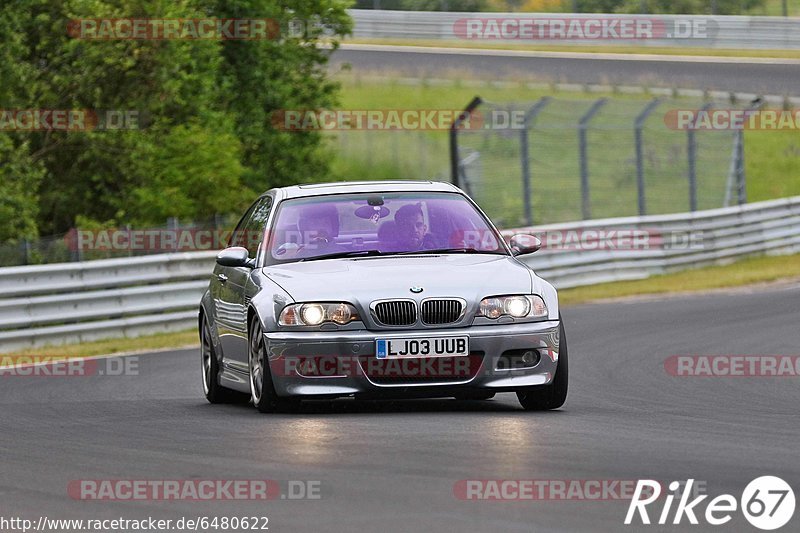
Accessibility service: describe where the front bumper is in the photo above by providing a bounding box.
[264,320,561,398]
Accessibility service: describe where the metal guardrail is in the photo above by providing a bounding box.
[1,196,799,352]
[350,9,800,50]
[0,252,216,352]
[512,196,800,287]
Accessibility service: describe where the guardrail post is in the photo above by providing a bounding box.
[634,98,661,217]
[688,102,713,212]
[450,96,482,191]
[519,97,551,226]
[578,98,607,220]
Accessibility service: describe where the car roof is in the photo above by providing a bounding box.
[268,180,462,200]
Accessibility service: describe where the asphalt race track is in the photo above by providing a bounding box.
[2,284,798,532]
[332,45,800,97]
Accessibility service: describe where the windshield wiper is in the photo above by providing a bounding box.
[297,249,386,262]
[395,247,506,256]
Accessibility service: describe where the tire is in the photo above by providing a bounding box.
[516,318,568,411]
[201,317,249,404]
[456,392,496,401]
[248,317,298,413]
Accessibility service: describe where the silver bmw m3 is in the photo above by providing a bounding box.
[199,181,567,412]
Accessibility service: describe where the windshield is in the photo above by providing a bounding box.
[267,191,507,263]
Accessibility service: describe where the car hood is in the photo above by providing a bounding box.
[263,254,533,304]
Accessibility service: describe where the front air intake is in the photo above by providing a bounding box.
[421,299,464,325]
[373,300,417,326]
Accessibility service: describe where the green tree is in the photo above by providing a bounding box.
[18,0,248,233]
[213,0,352,192]
[0,3,43,242]
[0,0,351,239]
[0,135,44,242]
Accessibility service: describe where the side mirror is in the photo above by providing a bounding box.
[216,246,251,268]
[509,234,541,256]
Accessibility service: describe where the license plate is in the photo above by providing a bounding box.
[375,336,469,359]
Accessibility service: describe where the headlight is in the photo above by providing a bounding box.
[300,304,325,325]
[279,303,360,326]
[478,295,547,320]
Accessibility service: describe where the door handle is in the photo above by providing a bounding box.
[217,273,228,283]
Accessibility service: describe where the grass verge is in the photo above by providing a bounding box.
[559,252,800,306]
[345,38,800,60]
[11,329,199,359]
[8,253,799,358]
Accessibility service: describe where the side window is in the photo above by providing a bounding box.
[228,200,259,249]
[242,196,273,259]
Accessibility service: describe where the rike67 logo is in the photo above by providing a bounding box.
[626,477,795,530]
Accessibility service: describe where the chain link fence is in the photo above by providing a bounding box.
[454,96,754,228]
[330,94,754,230]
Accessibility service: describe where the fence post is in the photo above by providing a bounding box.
[578,98,607,220]
[688,102,713,212]
[450,96,482,190]
[735,128,746,205]
[77,229,84,262]
[519,97,551,226]
[737,99,764,205]
[167,217,179,252]
[634,98,661,217]
[20,239,30,265]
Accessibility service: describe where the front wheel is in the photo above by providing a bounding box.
[248,317,298,413]
[516,319,568,411]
